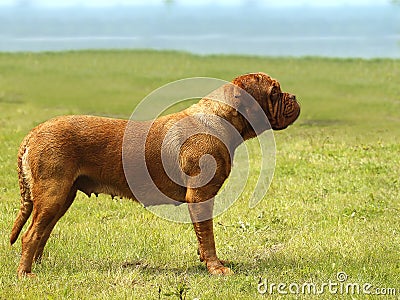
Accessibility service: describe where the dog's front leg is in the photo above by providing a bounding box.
[186,189,233,275]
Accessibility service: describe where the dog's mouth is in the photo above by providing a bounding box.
[272,93,301,130]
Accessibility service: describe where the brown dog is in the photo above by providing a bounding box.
[10,73,300,277]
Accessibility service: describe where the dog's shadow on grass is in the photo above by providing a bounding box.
[32,250,322,277]
[118,255,334,277]
[119,260,211,276]
[117,259,270,276]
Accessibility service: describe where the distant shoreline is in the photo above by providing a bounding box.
[1,4,399,58]
[1,49,399,61]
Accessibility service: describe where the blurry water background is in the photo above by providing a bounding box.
[0,1,399,58]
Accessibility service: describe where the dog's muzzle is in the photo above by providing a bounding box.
[274,93,300,130]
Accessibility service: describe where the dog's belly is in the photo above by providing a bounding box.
[75,163,187,206]
[74,154,187,207]
[73,174,131,199]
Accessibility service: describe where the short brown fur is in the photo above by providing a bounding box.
[10,73,300,277]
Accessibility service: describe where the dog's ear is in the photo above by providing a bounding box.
[231,74,271,134]
[232,73,268,103]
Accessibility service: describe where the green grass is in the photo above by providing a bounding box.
[0,50,399,299]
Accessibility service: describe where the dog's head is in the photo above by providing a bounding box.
[231,72,300,131]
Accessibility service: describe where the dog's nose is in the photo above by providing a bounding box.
[289,94,296,101]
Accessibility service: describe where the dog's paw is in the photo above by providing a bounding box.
[17,271,36,279]
[207,262,234,275]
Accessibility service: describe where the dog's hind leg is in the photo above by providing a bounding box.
[17,180,73,277]
[34,185,78,263]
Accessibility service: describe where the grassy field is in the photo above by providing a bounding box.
[0,50,399,299]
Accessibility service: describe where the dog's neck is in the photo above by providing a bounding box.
[185,99,257,148]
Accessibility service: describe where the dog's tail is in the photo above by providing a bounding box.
[10,132,34,245]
